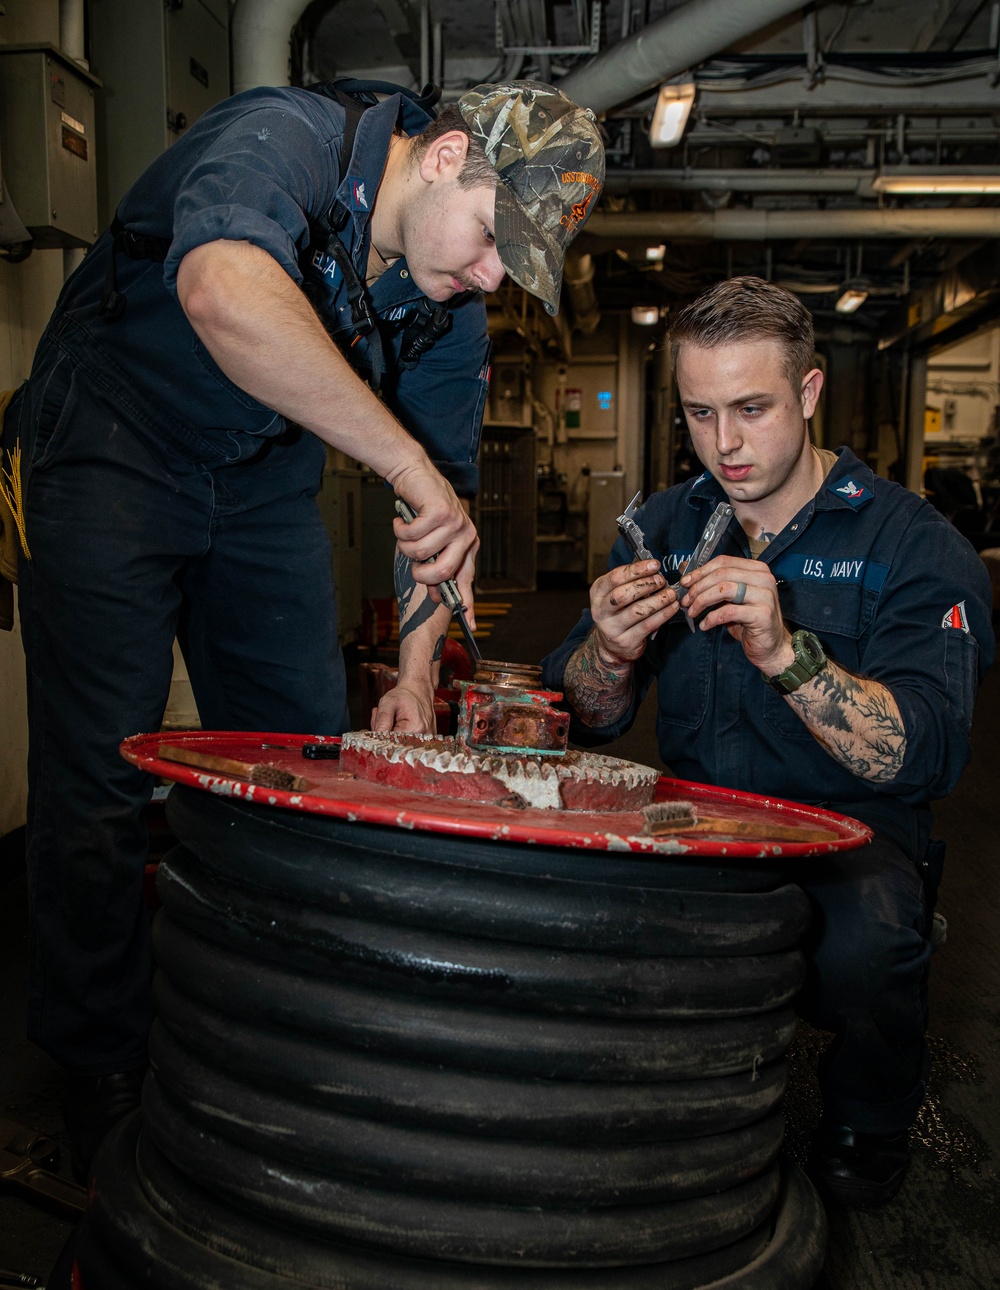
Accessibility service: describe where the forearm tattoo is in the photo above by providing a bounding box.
[394,550,437,646]
[563,630,634,728]
[432,633,446,663]
[786,660,907,783]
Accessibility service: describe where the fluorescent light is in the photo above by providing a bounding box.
[835,286,868,313]
[873,169,1000,194]
[650,81,695,148]
[631,305,660,326]
[645,244,667,262]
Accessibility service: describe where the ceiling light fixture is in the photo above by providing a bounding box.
[835,284,869,314]
[645,245,667,262]
[649,81,695,148]
[873,169,1000,194]
[631,305,660,326]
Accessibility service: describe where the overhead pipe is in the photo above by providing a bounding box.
[586,208,1000,241]
[60,0,87,277]
[59,0,87,66]
[558,0,808,115]
[604,169,874,195]
[232,0,307,94]
[562,251,601,335]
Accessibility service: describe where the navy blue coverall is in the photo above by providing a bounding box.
[3,87,490,1074]
[544,448,994,1134]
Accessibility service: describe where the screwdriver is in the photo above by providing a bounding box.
[394,499,481,662]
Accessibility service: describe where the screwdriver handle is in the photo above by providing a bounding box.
[394,499,463,606]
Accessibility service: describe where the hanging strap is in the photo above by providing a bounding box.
[99,216,171,321]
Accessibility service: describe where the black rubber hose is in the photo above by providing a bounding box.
[135,1104,782,1265]
[157,829,810,957]
[165,784,789,903]
[680,1161,828,1290]
[153,914,798,1080]
[149,999,788,1143]
[156,855,805,1019]
[77,1114,777,1290]
[144,1049,785,1205]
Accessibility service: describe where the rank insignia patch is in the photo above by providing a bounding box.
[829,474,873,507]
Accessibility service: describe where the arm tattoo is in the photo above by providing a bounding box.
[563,630,634,728]
[786,661,907,783]
[432,633,446,663]
[394,550,438,646]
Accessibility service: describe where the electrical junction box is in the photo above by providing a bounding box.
[0,44,101,247]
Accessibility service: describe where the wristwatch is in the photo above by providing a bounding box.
[764,629,827,694]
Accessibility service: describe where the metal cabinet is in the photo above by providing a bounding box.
[0,45,101,246]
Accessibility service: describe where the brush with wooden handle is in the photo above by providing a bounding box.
[157,744,310,791]
[642,800,835,844]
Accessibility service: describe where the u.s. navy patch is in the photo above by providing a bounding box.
[829,474,873,507]
[942,601,970,632]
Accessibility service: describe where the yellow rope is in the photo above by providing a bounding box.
[0,442,31,562]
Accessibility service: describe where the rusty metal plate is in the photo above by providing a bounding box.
[121,731,873,859]
[463,701,570,755]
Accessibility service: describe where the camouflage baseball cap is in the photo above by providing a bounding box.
[456,81,605,315]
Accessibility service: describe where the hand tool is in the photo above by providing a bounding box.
[642,800,834,843]
[669,500,735,633]
[157,745,309,791]
[616,491,664,639]
[616,491,655,562]
[394,499,481,662]
[0,1117,87,1220]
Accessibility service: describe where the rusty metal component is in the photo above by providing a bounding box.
[463,700,569,754]
[339,730,659,812]
[457,658,569,756]
[471,659,546,689]
[0,1117,87,1219]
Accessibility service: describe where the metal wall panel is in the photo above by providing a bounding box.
[165,0,230,139]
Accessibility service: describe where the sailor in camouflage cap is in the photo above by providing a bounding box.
[457,81,605,315]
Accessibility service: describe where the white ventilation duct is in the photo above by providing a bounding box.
[559,0,808,115]
[586,208,1000,240]
[232,0,307,95]
[563,252,601,335]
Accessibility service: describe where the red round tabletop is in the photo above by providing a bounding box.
[121,730,873,859]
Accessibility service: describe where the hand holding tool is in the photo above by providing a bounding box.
[615,491,655,562]
[669,501,734,633]
[395,499,481,662]
[616,492,666,641]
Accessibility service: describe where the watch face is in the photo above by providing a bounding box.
[800,632,824,665]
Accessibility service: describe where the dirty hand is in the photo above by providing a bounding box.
[372,682,437,735]
[679,555,793,675]
[590,559,680,663]
[390,463,478,587]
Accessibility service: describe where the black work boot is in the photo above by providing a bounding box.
[63,1067,146,1183]
[809,1122,911,1209]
